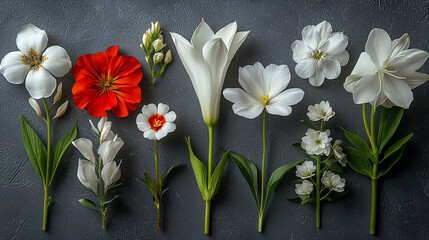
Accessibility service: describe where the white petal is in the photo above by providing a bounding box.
[164,111,177,122]
[25,68,56,99]
[266,88,304,116]
[102,161,120,192]
[97,117,107,132]
[316,21,333,47]
[320,59,341,79]
[155,129,168,140]
[142,103,158,117]
[223,88,264,119]
[162,122,176,133]
[202,37,228,87]
[78,159,98,194]
[0,51,29,84]
[352,73,381,104]
[98,139,124,165]
[99,121,112,143]
[157,103,169,115]
[383,75,413,109]
[291,40,311,62]
[263,64,290,98]
[329,50,349,66]
[323,32,348,55]
[16,24,48,54]
[238,62,265,99]
[344,74,361,93]
[301,25,319,50]
[402,71,429,89]
[89,119,100,135]
[72,138,96,164]
[389,49,429,72]
[295,58,317,79]
[225,31,250,68]
[365,28,392,67]
[309,69,325,87]
[213,21,237,50]
[41,46,71,77]
[390,33,410,58]
[143,129,156,140]
[191,19,214,51]
[350,52,378,76]
[136,113,151,132]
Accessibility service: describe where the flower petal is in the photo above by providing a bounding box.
[223,88,264,119]
[202,38,228,88]
[98,138,124,165]
[213,21,237,50]
[191,19,214,51]
[238,62,265,99]
[72,138,96,164]
[295,58,317,79]
[157,103,169,115]
[78,159,98,194]
[136,113,151,131]
[390,33,410,59]
[25,68,56,99]
[263,64,290,98]
[143,129,156,140]
[162,122,176,133]
[344,74,361,93]
[301,25,319,50]
[352,73,381,104]
[350,52,378,76]
[42,46,72,77]
[0,51,30,84]
[225,31,250,68]
[321,59,341,79]
[291,40,312,62]
[16,24,48,54]
[389,49,429,72]
[323,32,348,55]
[402,71,429,89]
[164,111,177,122]
[383,75,413,109]
[266,88,304,116]
[155,128,168,140]
[316,21,333,47]
[309,69,325,87]
[329,50,349,66]
[365,28,392,66]
[142,103,158,118]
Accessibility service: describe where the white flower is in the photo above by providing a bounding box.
[307,101,335,122]
[98,135,124,166]
[73,138,96,164]
[332,140,347,167]
[223,62,305,119]
[0,24,72,99]
[153,52,164,64]
[152,39,166,52]
[89,117,118,143]
[292,21,349,87]
[164,50,172,64]
[136,103,176,141]
[295,180,314,195]
[344,28,429,109]
[301,129,332,156]
[101,160,122,194]
[296,160,316,179]
[77,159,98,195]
[321,170,345,192]
[171,19,249,125]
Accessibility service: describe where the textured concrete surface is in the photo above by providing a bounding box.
[1,0,429,239]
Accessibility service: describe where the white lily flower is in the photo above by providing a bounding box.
[77,159,98,195]
[321,170,345,192]
[101,160,122,194]
[296,160,316,179]
[332,140,347,167]
[98,135,124,166]
[136,103,176,141]
[292,21,349,87]
[344,28,429,108]
[307,101,335,122]
[301,129,332,156]
[0,24,72,99]
[295,180,314,195]
[89,117,119,143]
[73,138,96,164]
[171,19,250,126]
[223,62,305,119]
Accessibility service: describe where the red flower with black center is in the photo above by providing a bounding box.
[72,46,142,117]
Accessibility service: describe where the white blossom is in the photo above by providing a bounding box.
[332,140,347,167]
[295,180,314,195]
[321,170,345,192]
[296,160,316,179]
[136,103,176,141]
[301,129,332,156]
[307,101,335,122]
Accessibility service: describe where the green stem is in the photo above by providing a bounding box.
[42,98,51,231]
[102,211,106,230]
[370,106,378,153]
[205,200,211,234]
[362,104,372,143]
[42,186,49,230]
[205,125,214,235]
[370,164,378,234]
[316,155,321,228]
[154,140,161,229]
[258,110,267,232]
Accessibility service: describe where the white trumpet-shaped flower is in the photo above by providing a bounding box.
[73,138,96,164]
[296,160,316,179]
[295,180,314,195]
[344,28,429,109]
[301,129,332,156]
[321,170,345,192]
[89,117,119,143]
[307,101,335,122]
[223,62,305,119]
[77,159,98,195]
[0,24,72,99]
[101,160,122,194]
[98,135,124,166]
[171,19,250,125]
[136,103,176,141]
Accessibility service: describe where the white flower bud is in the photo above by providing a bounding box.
[145,56,150,65]
[151,21,160,35]
[53,82,63,105]
[164,50,172,64]
[153,52,163,64]
[158,34,164,42]
[142,33,150,48]
[29,98,42,117]
[152,39,166,52]
[53,100,68,119]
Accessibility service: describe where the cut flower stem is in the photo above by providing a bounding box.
[42,98,51,231]
[205,125,214,234]
[258,110,267,232]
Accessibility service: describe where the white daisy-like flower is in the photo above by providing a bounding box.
[296,160,316,179]
[321,170,345,192]
[295,180,314,195]
[307,101,335,122]
[136,103,176,140]
[301,129,332,156]
[332,140,347,167]
[0,24,72,99]
[292,21,349,87]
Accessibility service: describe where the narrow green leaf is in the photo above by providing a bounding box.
[292,143,317,160]
[160,188,169,200]
[79,199,99,210]
[208,151,229,198]
[323,191,349,202]
[49,121,77,184]
[185,137,209,200]
[139,173,157,200]
[378,107,404,152]
[104,195,119,206]
[340,127,377,163]
[342,147,373,177]
[160,164,179,189]
[263,158,305,212]
[227,150,259,207]
[382,133,412,161]
[20,115,47,182]
[378,144,407,178]
[300,120,316,130]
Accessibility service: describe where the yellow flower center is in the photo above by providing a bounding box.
[259,94,270,105]
[21,48,47,71]
[312,51,324,59]
[99,74,116,92]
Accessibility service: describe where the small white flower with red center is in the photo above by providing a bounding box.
[136,103,176,140]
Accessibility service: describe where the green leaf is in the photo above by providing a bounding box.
[160,188,169,199]
[340,127,375,162]
[300,120,316,130]
[292,143,317,160]
[227,150,259,207]
[49,121,77,184]
[185,137,209,200]
[208,151,229,198]
[160,164,179,189]
[139,173,157,200]
[327,162,344,173]
[378,144,407,178]
[323,191,349,202]
[263,158,305,212]
[287,197,303,204]
[382,133,412,161]
[79,199,99,211]
[20,115,47,183]
[343,147,373,178]
[104,195,119,207]
[378,107,404,152]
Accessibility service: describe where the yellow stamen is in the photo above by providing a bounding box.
[259,94,270,105]
[312,51,324,59]
[153,119,163,128]
[21,47,47,71]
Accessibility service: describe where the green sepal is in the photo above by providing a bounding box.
[323,191,349,202]
[160,164,179,189]
[340,127,376,163]
[343,147,373,178]
[104,195,119,207]
[79,199,99,211]
[378,107,404,152]
[382,133,412,161]
[300,120,316,130]
[208,151,229,198]
[378,144,407,178]
[292,143,317,160]
[185,137,209,200]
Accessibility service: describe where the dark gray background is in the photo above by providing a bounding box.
[1,0,428,239]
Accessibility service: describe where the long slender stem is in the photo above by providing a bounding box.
[42,98,51,231]
[258,110,267,232]
[42,186,49,230]
[370,106,377,153]
[102,212,106,230]
[154,140,161,229]
[370,164,378,234]
[205,200,211,234]
[362,104,372,142]
[205,125,214,235]
[316,155,321,228]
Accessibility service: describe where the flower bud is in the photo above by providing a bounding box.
[29,98,42,117]
[153,52,163,64]
[164,50,172,64]
[158,34,164,42]
[151,21,160,35]
[53,100,68,119]
[142,33,150,48]
[145,56,150,65]
[152,39,166,52]
[53,82,63,105]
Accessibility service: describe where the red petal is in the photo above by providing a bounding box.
[106,46,119,60]
[109,55,142,85]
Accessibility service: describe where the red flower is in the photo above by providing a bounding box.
[72,46,142,117]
